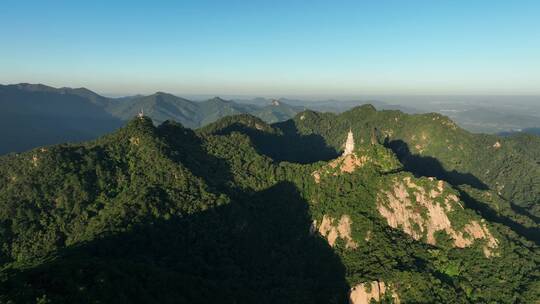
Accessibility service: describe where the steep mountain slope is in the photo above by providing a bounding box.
[0,84,123,154]
[277,105,540,218]
[0,114,537,303]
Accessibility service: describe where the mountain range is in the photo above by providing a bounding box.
[0,84,305,154]
[0,104,538,303]
[3,83,540,155]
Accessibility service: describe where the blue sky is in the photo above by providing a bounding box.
[1,0,539,96]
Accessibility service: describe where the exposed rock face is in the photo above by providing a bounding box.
[377,176,498,257]
[311,153,369,183]
[311,130,402,183]
[329,153,370,174]
[317,214,358,249]
[312,171,321,183]
[349,281,400,304]
[129,136,140,145]
[312,130,368,183]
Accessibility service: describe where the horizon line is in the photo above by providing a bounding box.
[3,82,540,101]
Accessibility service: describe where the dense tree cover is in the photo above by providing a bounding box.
[0,111,538,303]
[275,105,540,218]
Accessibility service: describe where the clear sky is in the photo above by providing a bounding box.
[1,0,539,96]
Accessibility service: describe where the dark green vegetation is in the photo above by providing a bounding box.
[0,105,538,303]
[286,106,540,219]
[0,84,303,154]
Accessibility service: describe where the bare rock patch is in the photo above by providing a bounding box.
[349,281,400,304]
[317,214,358,249]
[377,177,498,257]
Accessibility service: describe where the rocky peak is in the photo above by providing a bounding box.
[377,175,498,257]
[312,130,402,183]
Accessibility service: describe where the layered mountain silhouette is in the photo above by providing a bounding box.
[0,84,123,154]
[0,108,538,303]
[0,84,304,154]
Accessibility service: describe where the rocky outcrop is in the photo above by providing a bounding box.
[312,171,321,183]
[129,136,141,145]
[312,130,401,183]
[313,154,370,182]
[349,281,400,304]
[377,176,498,257]
[316,214,358,249]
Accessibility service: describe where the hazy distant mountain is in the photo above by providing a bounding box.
[3,83,539,155]
[499,128,540,137]
[250,99,306,123]
[197,97,257,126]
[13,83,111,106]
[436,108,540,134]
[235,97,419,114]
[0,84,123,154]
[374,96,540,134]
[0,84,304,154]
[521,128,540,136]
[106,92,200,128]
[107,94,302,127]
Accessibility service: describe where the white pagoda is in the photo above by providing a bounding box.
[343,129,355,156]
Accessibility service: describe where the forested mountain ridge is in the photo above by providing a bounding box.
[0,84,304,154]
[0,110,538,303]
[278,105,540,218]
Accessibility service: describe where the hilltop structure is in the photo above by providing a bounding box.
[343,129,355,156]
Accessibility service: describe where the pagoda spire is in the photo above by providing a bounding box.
[343,128,355,156]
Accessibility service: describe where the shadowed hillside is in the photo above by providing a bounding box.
[279,105,540,218]
[0,84,123,154]
[1,182,349,304]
